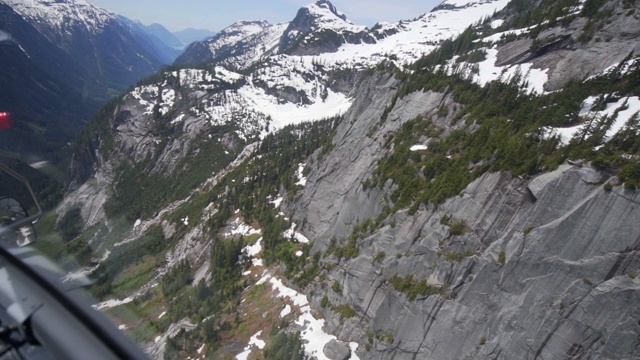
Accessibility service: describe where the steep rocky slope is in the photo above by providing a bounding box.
[293,77,640,357]
[57,0,640,359]
[286,1,640,358]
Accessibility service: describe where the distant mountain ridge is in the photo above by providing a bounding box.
[176,0,511,70]
[136,21,184,49]
[0,0,177,165]
[172,27,216,46]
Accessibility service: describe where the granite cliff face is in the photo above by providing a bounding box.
[285,3,640,358]
[299,149,640,359]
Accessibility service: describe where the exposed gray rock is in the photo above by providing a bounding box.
[58,151,114,229]
[306,164,640,360]
[323,339,351,360]
[289,13,640,355]
[496,5,640,91]
[290,72,459,252]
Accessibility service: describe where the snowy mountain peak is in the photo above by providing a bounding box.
[308,0,348,23]
[174,20,288,70]
[296,0,360,30]
[277,0,368,55]
[433,0,503,11]
[218,20,272,40]
[1,0,115,32]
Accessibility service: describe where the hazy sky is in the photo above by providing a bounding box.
[87,0,444,32]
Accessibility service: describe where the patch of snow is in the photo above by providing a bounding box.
[236,331,266,360]
[215,66,244,82]
[280,304,292,318]
[543,95,640,146]
[227,218,261,237]
[295,163,307,186]
[541,125,579,146]
[118,324,127,331]
[170,114,186,125]
[588,57,640,80]
[94,297,133,310]
[350,343,361,360]
[410,145,428,151]
[303,1,365,33]
[134,219,141,228]
[446,46,549,94]
[182,216,189,226]
[256,272,270,285]
[295,310,335,360]
[267,275,309,308]
[270,197,284,208]
[241,236,265,267]
[238,84,351,134]
[243,237,263,258]
[283,223,310,243]
[295,250,304,257]
[250,331,266,349]
[491,19,504,29]
[479,25,534,43]
[197,344,205,354]
[255,267,362,359]
[158,311,167,319]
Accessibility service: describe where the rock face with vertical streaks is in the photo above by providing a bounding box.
[302,156,640,359]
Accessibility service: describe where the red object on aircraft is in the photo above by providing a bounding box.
[0,112,11,130]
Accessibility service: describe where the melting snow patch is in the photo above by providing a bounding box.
[182,216,189,226]
[236,331,266,360]
[238,85,352,134]
[410,145,428,151]
[118,324,127,331]
[258,272,362,360]
[242,237,264,267]
[295,163,307,186]
[256,272,270,285]
[295,250,304,257]
[227,218,261,237]
[197,344,205,354]
[94,297,134,310]
[283,223,310,244]
[158,311,167,319]
[350,343,361,360]
[280,304,292,318]
[480,25,534,43]
[468,47,548,94]
[133,219,141,228]
[170,114,186,125]
[270,197,284,208]
[543,95,640,146]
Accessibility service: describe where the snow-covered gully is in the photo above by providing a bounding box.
[236,233,361,360]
